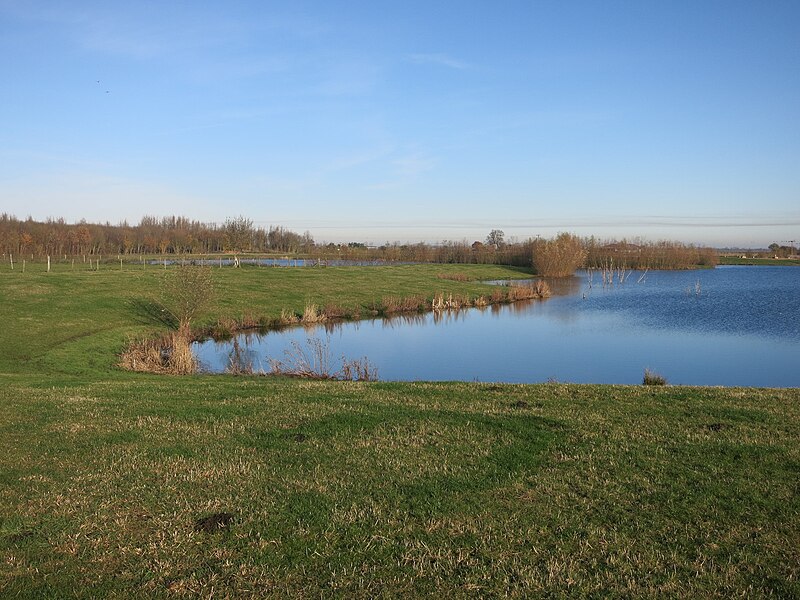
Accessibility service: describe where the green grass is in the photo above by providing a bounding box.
[1,262,799,597]
[719,256,800,266]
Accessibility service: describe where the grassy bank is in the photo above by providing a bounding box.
[1,264,799,597]
[719,256,800,266]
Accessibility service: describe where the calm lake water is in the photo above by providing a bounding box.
[193,266,800,387]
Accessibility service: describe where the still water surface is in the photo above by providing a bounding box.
[194,266,800,387]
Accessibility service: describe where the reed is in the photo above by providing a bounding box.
[267,337,378,381]
[301,302,326,323]
[119,332,197,375]
[436,272,470,281]
[643,368,667,386]
[381,294,428,314]
[280,308,300,325]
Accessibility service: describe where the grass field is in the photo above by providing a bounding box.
[1,261,799,598]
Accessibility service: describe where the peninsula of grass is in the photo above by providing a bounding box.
[1,261,798,597]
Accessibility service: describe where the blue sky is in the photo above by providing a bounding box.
[1,1,798,247]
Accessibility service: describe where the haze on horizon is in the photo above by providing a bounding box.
[1,1,798,248]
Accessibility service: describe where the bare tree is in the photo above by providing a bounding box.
[225,215,254,253]
[486,229,505,248]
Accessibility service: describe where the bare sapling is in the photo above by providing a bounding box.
[159,266,215,336]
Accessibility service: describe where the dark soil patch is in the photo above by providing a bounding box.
[194,512,234,533]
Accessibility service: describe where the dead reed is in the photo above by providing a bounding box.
[381,295,428,314]
[119,332,197,375]
[643,368,667,386]
[301,302,326,323]
[268,337,377,381]
[436,272,470,281]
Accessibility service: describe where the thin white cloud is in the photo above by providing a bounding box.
[392,153,436,177]
[407,53,470,70]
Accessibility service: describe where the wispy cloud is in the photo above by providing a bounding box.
[392,153,436,177]
[407,53,470,70]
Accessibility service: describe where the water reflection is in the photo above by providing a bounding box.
[193,267,800,386]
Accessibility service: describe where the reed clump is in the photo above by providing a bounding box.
[381,295,428,314]
[322,302,356,320]
[119,332,197,375]
[506,280,551,301]
[280,308,300,325]
[301,303,326,324]
[643,368,667,386]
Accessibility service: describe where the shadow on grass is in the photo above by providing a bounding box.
[244,406,565,523]
[128,298,178,330]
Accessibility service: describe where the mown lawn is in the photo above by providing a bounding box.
[1,262,798,597]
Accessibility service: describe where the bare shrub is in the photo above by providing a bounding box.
[160,266,215,334]
[532,233,586,277]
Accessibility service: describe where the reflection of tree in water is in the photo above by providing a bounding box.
[226,337,262,373]
[541,276,582,297]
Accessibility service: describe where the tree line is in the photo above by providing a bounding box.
[0,214,718,273]
[0,214,313,256]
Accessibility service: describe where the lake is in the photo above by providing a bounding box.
[193,266,800,387]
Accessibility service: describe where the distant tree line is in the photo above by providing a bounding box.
[767,243,797,258]
[0,213,718,273]
[309,235,718,272]
[0,214,314,256]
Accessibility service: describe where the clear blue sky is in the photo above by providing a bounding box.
[1,0,798,247]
